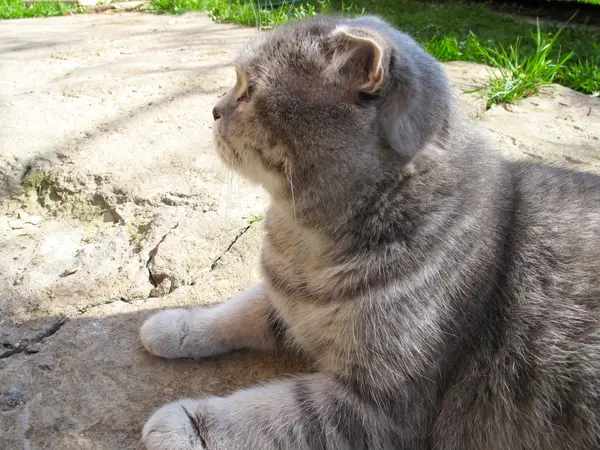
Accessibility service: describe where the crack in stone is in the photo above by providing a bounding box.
[146,222,180,288]
[0,317,68,359]
[1,296,135,360]
[75,297,132,315]
[209,224,251,271]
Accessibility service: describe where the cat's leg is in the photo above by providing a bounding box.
[142,373,387,450]
[140,284,286,359]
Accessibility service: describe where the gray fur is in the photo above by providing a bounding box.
[141,15,600,450]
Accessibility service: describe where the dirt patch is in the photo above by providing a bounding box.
[0,13,598,449]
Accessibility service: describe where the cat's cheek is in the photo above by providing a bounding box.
[235,101,251,115]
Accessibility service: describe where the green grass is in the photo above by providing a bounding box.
[470,21,575,107]
[0,0,83,18]
[248,213,264,224]
[561,0,600,4]
[149,0,321,27]
[557,58,600,95]
[149,0,600,101]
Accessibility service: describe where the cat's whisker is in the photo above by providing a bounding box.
[217,170,235,222]
[234,175,244,203]
[251,0,262,32]
[285,166,296,223]
[212,158,229,184]
[285,0,295,22]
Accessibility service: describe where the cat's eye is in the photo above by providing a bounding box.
[238,83,255,102]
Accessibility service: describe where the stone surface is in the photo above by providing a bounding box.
[443,61,600,169]
[0,12,598,450]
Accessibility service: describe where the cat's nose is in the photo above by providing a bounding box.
[212,107,221,121]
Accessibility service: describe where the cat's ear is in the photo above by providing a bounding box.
[329,26,386,94]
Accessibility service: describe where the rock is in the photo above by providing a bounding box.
[479,84,600,169]
[0,14,278,448]
[442,61,600,170]
[112,1,146,11]
[24,215,43,225]
[8,219,25,229]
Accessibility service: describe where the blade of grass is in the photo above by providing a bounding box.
[469,19,573,107]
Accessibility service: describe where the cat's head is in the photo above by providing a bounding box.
[212,15,452,205]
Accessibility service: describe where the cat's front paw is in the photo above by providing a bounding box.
[140,309,192,358]
[142,400,207,450]
[140,307,223,359]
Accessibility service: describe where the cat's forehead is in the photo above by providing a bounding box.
[234,19,339,76]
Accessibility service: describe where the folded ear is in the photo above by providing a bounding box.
[330,26,386,95]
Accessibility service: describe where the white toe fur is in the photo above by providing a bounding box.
[140,308,222,359]
[140,309,190,358]
[142,400,206,450]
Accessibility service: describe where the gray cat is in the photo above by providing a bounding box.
[139,15,600,450]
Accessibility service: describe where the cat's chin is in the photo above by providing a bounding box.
[212,137,241,174]
[213,142,286,196]
[238,164,284,195]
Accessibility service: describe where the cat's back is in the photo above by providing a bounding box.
[436,161,600,450]
[510,161,600,299]
[510,161,600,439]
